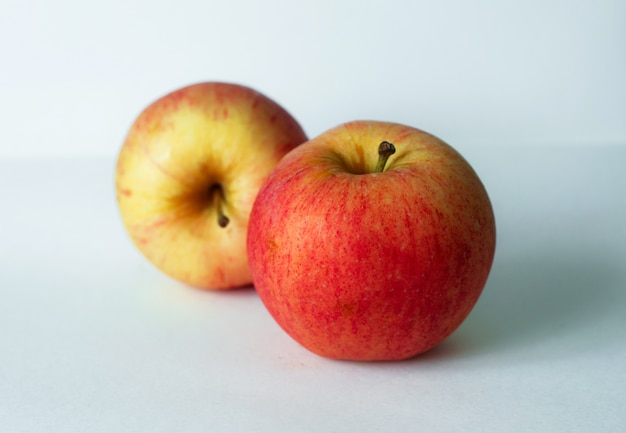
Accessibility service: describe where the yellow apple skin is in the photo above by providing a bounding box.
[116,82,307,290]
[248,121,496,360]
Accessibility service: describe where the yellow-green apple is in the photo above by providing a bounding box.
[247,120,496,360]
[115,82,307,290]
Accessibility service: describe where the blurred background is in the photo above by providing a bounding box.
[2,0,625,159]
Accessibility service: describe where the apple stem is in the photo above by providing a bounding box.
[374,141,396,173]
[210,184,230,228]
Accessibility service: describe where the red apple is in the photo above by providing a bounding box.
[116,82,307,290]
[247,121,496,360]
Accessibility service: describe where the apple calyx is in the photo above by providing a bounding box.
[374,141,396,173]
[210,184,230,228]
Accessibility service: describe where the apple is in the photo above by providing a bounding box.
[247,121,496,360]
[115,82,307,290]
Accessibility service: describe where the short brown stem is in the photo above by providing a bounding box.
[210,184,230,228]
[374,141,396,173]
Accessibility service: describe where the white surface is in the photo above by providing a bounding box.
[1,145,625,432]
[2,0,626,159]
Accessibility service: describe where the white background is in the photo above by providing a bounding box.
[1,1,626,432]
[1,0,625,158]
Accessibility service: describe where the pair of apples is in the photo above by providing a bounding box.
[115,82,496,361]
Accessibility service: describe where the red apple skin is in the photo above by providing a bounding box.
[247,121,496,361]
[116,82,307,290]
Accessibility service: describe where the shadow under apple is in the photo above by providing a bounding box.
[417,248,623,363]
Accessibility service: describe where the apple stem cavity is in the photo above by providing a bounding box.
[210,184,230,228]
[374,141,396,173]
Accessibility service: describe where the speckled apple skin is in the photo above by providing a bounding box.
[116,82,307,290]
[247,121,496,360]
